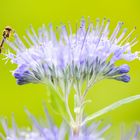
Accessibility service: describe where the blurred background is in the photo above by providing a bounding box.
[0,0,140,139]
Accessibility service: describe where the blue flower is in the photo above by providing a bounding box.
[121,124,140,140]
[0,108,110,140]
[4,18,139,87]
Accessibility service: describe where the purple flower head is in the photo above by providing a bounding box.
[4,18,139,88]
[0,108,110,140]
[121,124,140,140]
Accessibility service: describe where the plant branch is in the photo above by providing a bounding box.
[82,95,140,126]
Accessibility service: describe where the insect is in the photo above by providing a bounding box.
[0,26,13,53]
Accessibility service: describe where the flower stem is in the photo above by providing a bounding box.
[72,83,83,136]
[65,93,74,123]
[72,112,81,136]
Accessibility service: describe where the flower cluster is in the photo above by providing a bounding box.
[0,108,110,140]
[2,115,140,140]
[5,18,139,91]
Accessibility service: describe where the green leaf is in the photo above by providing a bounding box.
[46,84,70,122]
[82,95,140,126]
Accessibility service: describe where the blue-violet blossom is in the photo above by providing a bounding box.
[4,18,139,88]
[0,108,111,140]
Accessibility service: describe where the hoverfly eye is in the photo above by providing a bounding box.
[5,26,12,32]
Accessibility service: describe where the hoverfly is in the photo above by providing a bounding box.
[0,26,13,53]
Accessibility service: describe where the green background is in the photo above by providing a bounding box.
[0,0,140,139]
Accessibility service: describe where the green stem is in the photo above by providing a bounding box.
[65,93,74,123]
[82,95,140,126]
[72,82,83,136]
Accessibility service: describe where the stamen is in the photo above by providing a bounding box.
[49,24,57,44]
[110,22,123,43]
[81,24,90,50]
[61,25,71,47]
[129,35,138,45]
[42,24,49,43]
[87,16,91,26]
[5,40,19,52]
[30,25,39,43]
[68,22,73,50]
[14,33,26,50]
[26,30,38,46]
[23,36,32,47]
[38,28,44,43]
[95,18,107,46]
[80,17,86,31]
[102,19,110,37]
[130,40,139,48]
[95,18,100,35]
[79,17,87,40]
[98,17,106,35]
[12,114,17,135]
[75,22,78,46]
[68,21,72,36]
[115,28,127,44]
[1,120,9,136]
[120,26,136,45]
